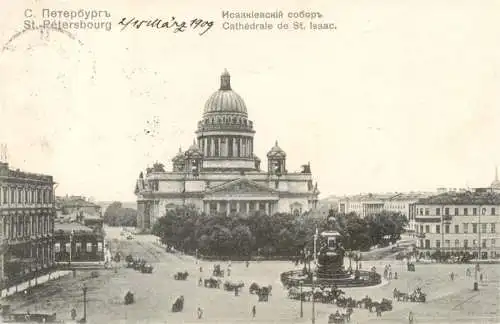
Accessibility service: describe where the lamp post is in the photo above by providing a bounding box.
[313,227,318,265]
[299,280,303,318]
[82,284,88,322]
[311,274,317,324]
[69,230,74,265]
[473,207,485,291]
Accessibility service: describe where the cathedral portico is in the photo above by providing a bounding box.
[135,70,320,230]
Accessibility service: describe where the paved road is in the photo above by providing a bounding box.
[3,227,497,323]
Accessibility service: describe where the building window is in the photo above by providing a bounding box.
[420,225,423,233]
[473,208,477,215]
[491,223,496,233]
[424,208,429,216]
[54,243,60,253]
[425,225,430,233]
[463,223,468,233]
[444,208,449,215]
[454,225,459,233]
[482,239,487,248]
[436,225,440,234]
[481,223,487,233]
[491,239,496,247]
[454,208,459,215]
[473,239,477,247]
[454,239,459,248]
[445,225,450,234]
[419,208,423,216]
[464,208,468,216]
[436,240,441,248]
[436,208,440,216]
[98,242,103,252]
[472,224,477,234]
[86,243,92,253]
[76,242,82,253]
[464,240,468,248]
[65,243,71,252]
[491,208,496,215]
[425,240,430,248]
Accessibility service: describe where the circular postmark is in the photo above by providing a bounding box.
[1,25,96,81]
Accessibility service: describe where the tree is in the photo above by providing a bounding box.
[103,202,137,227]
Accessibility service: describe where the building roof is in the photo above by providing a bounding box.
[417,190,500,205]
[267,141,286,158]
[56,196,101,209]
[203,70,248,116]
[55,222,94,233]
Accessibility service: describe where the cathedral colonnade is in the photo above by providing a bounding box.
[203,198,277,216]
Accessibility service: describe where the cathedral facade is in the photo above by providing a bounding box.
[135,70,320,230]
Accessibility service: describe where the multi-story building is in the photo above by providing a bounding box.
[413,189,500,260]
[54,222,104,263]
[135,70,320,231]
[0,162,56,286]
[338,192,432,223]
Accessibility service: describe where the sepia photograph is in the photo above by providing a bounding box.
[0,0,499,323]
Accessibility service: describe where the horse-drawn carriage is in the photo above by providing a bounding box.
[393,288,426,303]
[256,285,272,302]
[369,298,393,312]
[213,264,224,277]
[171,296,184,312]
[287,287,311,301]
[223,280,244,292]
[328,311,349,324]
[174,271,189,280]
[125,254,134,263]
[204,277,222,289]
[141,264,153,274]
[124,291,135,305]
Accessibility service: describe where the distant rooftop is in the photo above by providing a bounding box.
[417,189,500,205]
[340,192,432,202]
[0,162,53,182]
[55,222,93,233]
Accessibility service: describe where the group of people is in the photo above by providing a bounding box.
[383,264,398,280]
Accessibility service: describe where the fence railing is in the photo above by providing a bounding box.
[280,269,382,288]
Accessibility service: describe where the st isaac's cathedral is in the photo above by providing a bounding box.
[135,70,320,230]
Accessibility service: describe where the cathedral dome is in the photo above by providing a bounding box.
[203,69,248,116]
[172,147,184,162]
[184,140,203,158]
[267,141,286,158]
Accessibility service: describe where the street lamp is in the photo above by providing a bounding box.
[299,280,304,318]
[311,274,317,324]
[82,284,88,322]
[473,207,486,291]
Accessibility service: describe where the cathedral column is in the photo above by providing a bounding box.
[233,137,237,158]
[236,202,240,213]
[246,202,250,214]
[210,138,215,157]
[216,202,220,212]
[226,201,230,216]
[265,202,269,216]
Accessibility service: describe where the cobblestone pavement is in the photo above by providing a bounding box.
[3,228,498,323]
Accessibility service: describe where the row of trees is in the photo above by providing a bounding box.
[151,206,408,259]
[103,202,138,227]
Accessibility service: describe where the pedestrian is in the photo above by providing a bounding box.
[394,272,398,280]
[71,308,77,320]
[388,271,392,280]
[235,287,239,296]
[227,268,231,277]
[376,305,382,317]
[252,305,256,318]
[199,266,203,273]
[408,311,414,324]
[480,273,483,282]
[198,278,203,286]
[197,307,203,319]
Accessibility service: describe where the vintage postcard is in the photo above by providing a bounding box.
[0,0,498,323]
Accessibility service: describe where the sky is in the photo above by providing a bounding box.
[0,0,499,202]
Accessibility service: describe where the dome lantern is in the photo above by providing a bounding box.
[220,69,231,90]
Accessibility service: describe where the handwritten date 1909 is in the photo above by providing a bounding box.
[118,17,214,36]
